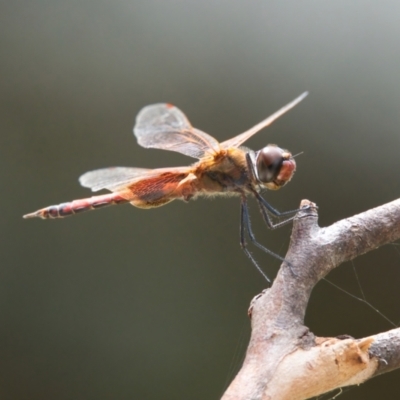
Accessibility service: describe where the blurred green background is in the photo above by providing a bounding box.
[2,1,400,399]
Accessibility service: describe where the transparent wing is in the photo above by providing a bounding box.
[80,167,152,192]
[133,103,220,159]
[220,92,308,149]
[79,166,190,192]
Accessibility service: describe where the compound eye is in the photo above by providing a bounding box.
[256,146,284,183]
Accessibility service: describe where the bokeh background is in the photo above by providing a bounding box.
[2,1,400,399]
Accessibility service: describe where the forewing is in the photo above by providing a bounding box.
[79,166,189,192]
[220,92,308,149]
[134,103,220,159]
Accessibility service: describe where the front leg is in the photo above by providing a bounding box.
[251,189,299,229]
[240,193,298,279]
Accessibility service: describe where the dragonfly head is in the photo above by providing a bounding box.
[253,145,296,190]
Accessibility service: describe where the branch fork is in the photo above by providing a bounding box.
[222,198,400,400]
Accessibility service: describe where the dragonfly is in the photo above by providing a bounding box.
[24,92,308,281]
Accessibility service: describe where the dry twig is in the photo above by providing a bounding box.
[222,198,400,400]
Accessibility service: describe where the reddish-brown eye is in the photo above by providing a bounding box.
[255,146,285,183]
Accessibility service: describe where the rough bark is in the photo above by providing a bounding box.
[221,198,400,400]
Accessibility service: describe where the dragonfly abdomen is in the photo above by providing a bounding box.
[23,193,129,219]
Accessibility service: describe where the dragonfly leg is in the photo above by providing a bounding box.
[253,194,297,230]
[240,197,271,282]
[240,195,297,280]
[252,189,307,222]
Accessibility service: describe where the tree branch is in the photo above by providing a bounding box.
[221,198,400,400]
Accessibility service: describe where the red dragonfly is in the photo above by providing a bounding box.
[24,92,308,280]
